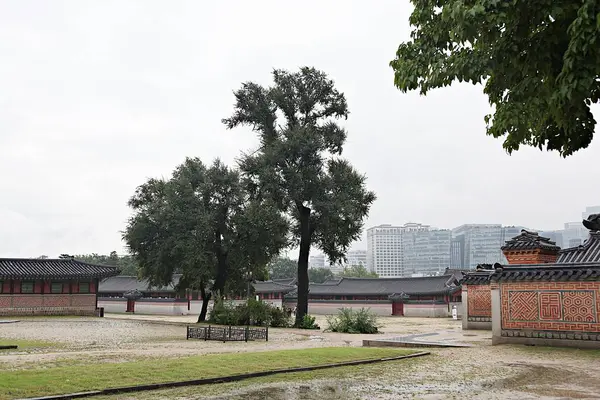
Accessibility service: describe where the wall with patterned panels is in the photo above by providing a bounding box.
[467,285,492,318]
[501,282,600,332]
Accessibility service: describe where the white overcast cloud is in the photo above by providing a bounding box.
[1,0,599,257]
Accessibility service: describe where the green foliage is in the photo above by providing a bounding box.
[326,308,380,334]
[308,267,335,283]
[390,0,600,157]
[74,252,138,276]
[123,157,289,321]
[268,256,297,279]
[339,264,378,278]
[298,314,320,330]
[223,67,376,324]
[208,298,292,328]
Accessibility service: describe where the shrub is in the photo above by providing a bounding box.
[269,306,293,328]
[297,314,320,330]
[326,308,380,334]
[208,298,292,328]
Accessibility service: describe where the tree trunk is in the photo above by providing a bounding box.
[197,287,211,323]
[295,206,312,327]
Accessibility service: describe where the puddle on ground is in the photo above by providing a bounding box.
[208,384,356,400]
[204,381,490,400]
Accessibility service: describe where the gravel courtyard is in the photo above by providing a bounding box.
[2,315,599,399]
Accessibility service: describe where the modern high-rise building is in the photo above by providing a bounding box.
[451,224,504,269]
[366,223,451,277]
[345,250,367,268]
[367,224,404,276]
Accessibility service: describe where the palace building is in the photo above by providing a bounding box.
[0,257,118,316]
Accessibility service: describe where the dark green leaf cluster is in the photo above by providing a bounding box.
[209,297,293,328]
[268,256,297,279]
[223,67,376,265]
[74,252,138,276]
[390,0,600,156]
[123,158,289,301]
[308,267,335,283]
[339,264,378,278]
[325,308,380,334]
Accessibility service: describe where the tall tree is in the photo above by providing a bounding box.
[223,67,376,326]
[339,264,378,278]
[268,256,297,280]
[74,253,139,276]
[390,0,600,157]
[124,158,288,322]
[308,267,335,283]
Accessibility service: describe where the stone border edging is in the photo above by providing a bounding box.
[19,351,430,400]
[0,345,18,350]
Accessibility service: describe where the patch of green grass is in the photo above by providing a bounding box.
[96,356,427,399]
[0,347,417,398]
[0,339,56,351]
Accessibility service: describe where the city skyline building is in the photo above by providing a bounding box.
[367,223,451,277]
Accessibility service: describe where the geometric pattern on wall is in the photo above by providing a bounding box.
[467,285,491,317]
[562,291,596,323]
[539,292,562,320]
[500,282,600,332]
[508,291,539,321]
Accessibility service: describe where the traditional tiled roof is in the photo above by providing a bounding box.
[272,278,297,286]
[444,268,471,282]
[99,275,181,293]
[557,232,600,264]
[287,275,460,297]
[491,262,600,282]
[501,230,560,252]
[461,265,495,285]
[253,280,295,294]
[0,258,119,280]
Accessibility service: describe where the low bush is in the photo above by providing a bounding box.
[326,308,380,334]
[297,314,320,330]
[208,298,292,328]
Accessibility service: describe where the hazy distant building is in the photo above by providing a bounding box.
[345,250,367,268]
[562,221,589,248]
[450,236,465,268]
[583,206,600,220]
[451,224,504,269]
[309,253,326,269]
[367,223,451,277]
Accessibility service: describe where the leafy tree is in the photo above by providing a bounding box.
[124,157,288,322]
[73,253,139,276]
[223,67,376,326]
[308,267,335,283]
[390,0,600,157]
[268,256,297,280]
[339,264,378,278]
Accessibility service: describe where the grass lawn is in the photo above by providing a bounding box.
[0,347,417,399]
[0,339,56,351]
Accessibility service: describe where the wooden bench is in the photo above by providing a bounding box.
[186,325,268,342]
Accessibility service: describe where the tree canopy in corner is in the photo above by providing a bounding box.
[390,0,600,157]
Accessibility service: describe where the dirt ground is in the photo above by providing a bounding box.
[2,314,599,399]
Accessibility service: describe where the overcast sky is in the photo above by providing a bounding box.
[1,1,599,258]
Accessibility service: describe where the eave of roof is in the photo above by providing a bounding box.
[557,232,600,264]
[252,281,295,294]
[491,262,600,282]
[0,258,119,280]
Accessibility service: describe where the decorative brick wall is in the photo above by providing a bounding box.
[503,249,559,265]
[0,294,97,316]
[467,285,492,322]
[499,282,600,341]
